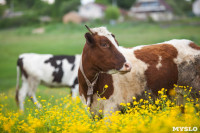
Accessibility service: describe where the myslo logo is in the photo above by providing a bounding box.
[173,127,198,131]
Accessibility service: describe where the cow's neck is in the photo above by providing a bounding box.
[81,54,99,83]
[80,52,100,106]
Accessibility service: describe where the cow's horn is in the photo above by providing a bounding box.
[85,25,93,34]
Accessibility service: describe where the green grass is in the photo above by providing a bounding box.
[0,21,200,92]
[0,86,70,114]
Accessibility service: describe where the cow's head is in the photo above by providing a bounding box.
[83,25,132,74]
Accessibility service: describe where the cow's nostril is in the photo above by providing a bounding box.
[125,63,130,68]
[124,62,132,71]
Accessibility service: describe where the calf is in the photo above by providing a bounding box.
[16,53,81,111]
[78,25,200,116]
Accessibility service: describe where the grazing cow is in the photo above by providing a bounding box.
[16,53,81,111]
[78,25,200,116]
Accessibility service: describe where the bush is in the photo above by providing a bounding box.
[0,5,6,18]
[105,6,120,21]
[0,14,40,29]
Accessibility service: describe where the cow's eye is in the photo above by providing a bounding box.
[100,43,109,48]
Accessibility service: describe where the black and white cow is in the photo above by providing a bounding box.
[16,53,81,111]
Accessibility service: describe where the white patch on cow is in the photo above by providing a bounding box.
[132,45,147,50]
[156,56,162,70]
[91,27,118,48]
[79,93,87,105]
[20,53,55,83]
[56,60,61,65]
[71,84,79,98]
[163,39,200,64]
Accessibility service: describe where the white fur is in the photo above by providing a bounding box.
[17,53,81,111]
[91,27,119,48]
[56,60,62,65]
[164,39,200,64]
[156,56,162,70]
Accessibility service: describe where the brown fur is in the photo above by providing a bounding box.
[79,33,125,102]
[134,44,178,95]
[189,42,200,50]
[15,89,19,105]
[17,58,28,78]
[79,72,114,99]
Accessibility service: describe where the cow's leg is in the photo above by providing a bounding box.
[18,80,29,111]
[71,85,79,98]
[27,78,41,109]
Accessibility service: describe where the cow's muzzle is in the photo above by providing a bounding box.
[119,62,132,74]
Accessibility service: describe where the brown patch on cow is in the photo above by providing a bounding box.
[189,42,200,50]
[94,73,114,99]
[134,44,178,95]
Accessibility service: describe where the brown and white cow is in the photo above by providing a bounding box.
[78,25,200,116]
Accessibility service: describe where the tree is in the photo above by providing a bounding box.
[59,0,80,16]
[165,0,193,15]
[96,0,136,9]
[117,0,136,10]
[96,0,111,5]
[0,5,6,18]
[105,6,120,21]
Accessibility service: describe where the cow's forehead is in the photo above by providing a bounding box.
[91,26,111,36]
[91,27,118,47]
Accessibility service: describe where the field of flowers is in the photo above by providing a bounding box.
[0,85,199,133]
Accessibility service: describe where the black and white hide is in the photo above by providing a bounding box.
[16,53,81,111]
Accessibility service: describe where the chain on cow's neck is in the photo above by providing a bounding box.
[79,56,99,107]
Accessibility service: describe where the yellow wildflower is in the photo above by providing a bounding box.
[104,85,108,89]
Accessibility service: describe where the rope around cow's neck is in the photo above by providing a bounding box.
[79,56,99,107]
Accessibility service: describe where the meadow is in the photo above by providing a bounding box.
[0,20,200,132]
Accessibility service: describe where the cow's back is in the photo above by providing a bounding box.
[18,53,80,87]
[19,53,53,82]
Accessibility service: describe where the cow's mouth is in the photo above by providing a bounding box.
[107,69,118,74]
[107,69,131,75]
[118,69,131,74]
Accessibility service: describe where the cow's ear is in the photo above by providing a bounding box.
[111,34,115,38]
[85,32,95,47]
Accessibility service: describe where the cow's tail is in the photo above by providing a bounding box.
[15,64,20,105]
